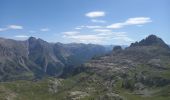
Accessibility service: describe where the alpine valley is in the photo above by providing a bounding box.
[0,35,170,100]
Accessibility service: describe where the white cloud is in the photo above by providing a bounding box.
[76,25,103,29]
[75,27,82,30]
[85,25,103,29]
[125,17,152,25]
[91,19,106,23]
[63,31,109,43]
[40,28,50,32]
[107,23,124,29]
[8,25,23,29]
[86,11,105,18]
[64,34,106,44]
[14,35,29,40]
[15,35,29,38]
[107,17,152,29]
[63,31,79,36]
[0,25,23,32]
[93,29,111,33]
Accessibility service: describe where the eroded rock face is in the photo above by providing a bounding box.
[48,79,62,93]
[0,37,108,81]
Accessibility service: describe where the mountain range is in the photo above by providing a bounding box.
[0,35,170,100]
[0,37,110,81]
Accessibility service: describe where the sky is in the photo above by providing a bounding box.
[0,0,169,45]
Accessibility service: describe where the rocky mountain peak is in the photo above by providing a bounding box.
[28,36,37,42]
[28,37,48,46]
[130,34,169,49]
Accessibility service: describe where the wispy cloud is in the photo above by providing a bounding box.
[75,27,82,30]
[76,25,103,29]
[64,34,105,43]
[85,25,103,29]
[63,31,79,35]
[14,35,29,40]
[8,25,23,29]
[93,29,111,33]
[107,17,152,29]
[62,31,133,44]
[107,23,124,29]
[112,32,134,43]
[86,11,105,18]
[40,28,50,32]
[0,25,23,32]
[62,16,151,44]
[91,19,106,23]
[125,17,152,25]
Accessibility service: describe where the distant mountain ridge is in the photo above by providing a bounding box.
[0,37,110,81]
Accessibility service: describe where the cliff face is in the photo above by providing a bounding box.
[0,37,108,81]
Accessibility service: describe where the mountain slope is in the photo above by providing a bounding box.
[0,37,108,81]
[75,35,170,99]
[0,35,170,100]
[50,34,170,99]
[0,38,36,81]
[83,35,170,86]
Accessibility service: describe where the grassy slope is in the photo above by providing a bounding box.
[0,71,170,100]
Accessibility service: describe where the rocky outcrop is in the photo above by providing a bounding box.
[84,35,170,91]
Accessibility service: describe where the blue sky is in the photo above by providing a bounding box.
[0,0,169,45]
